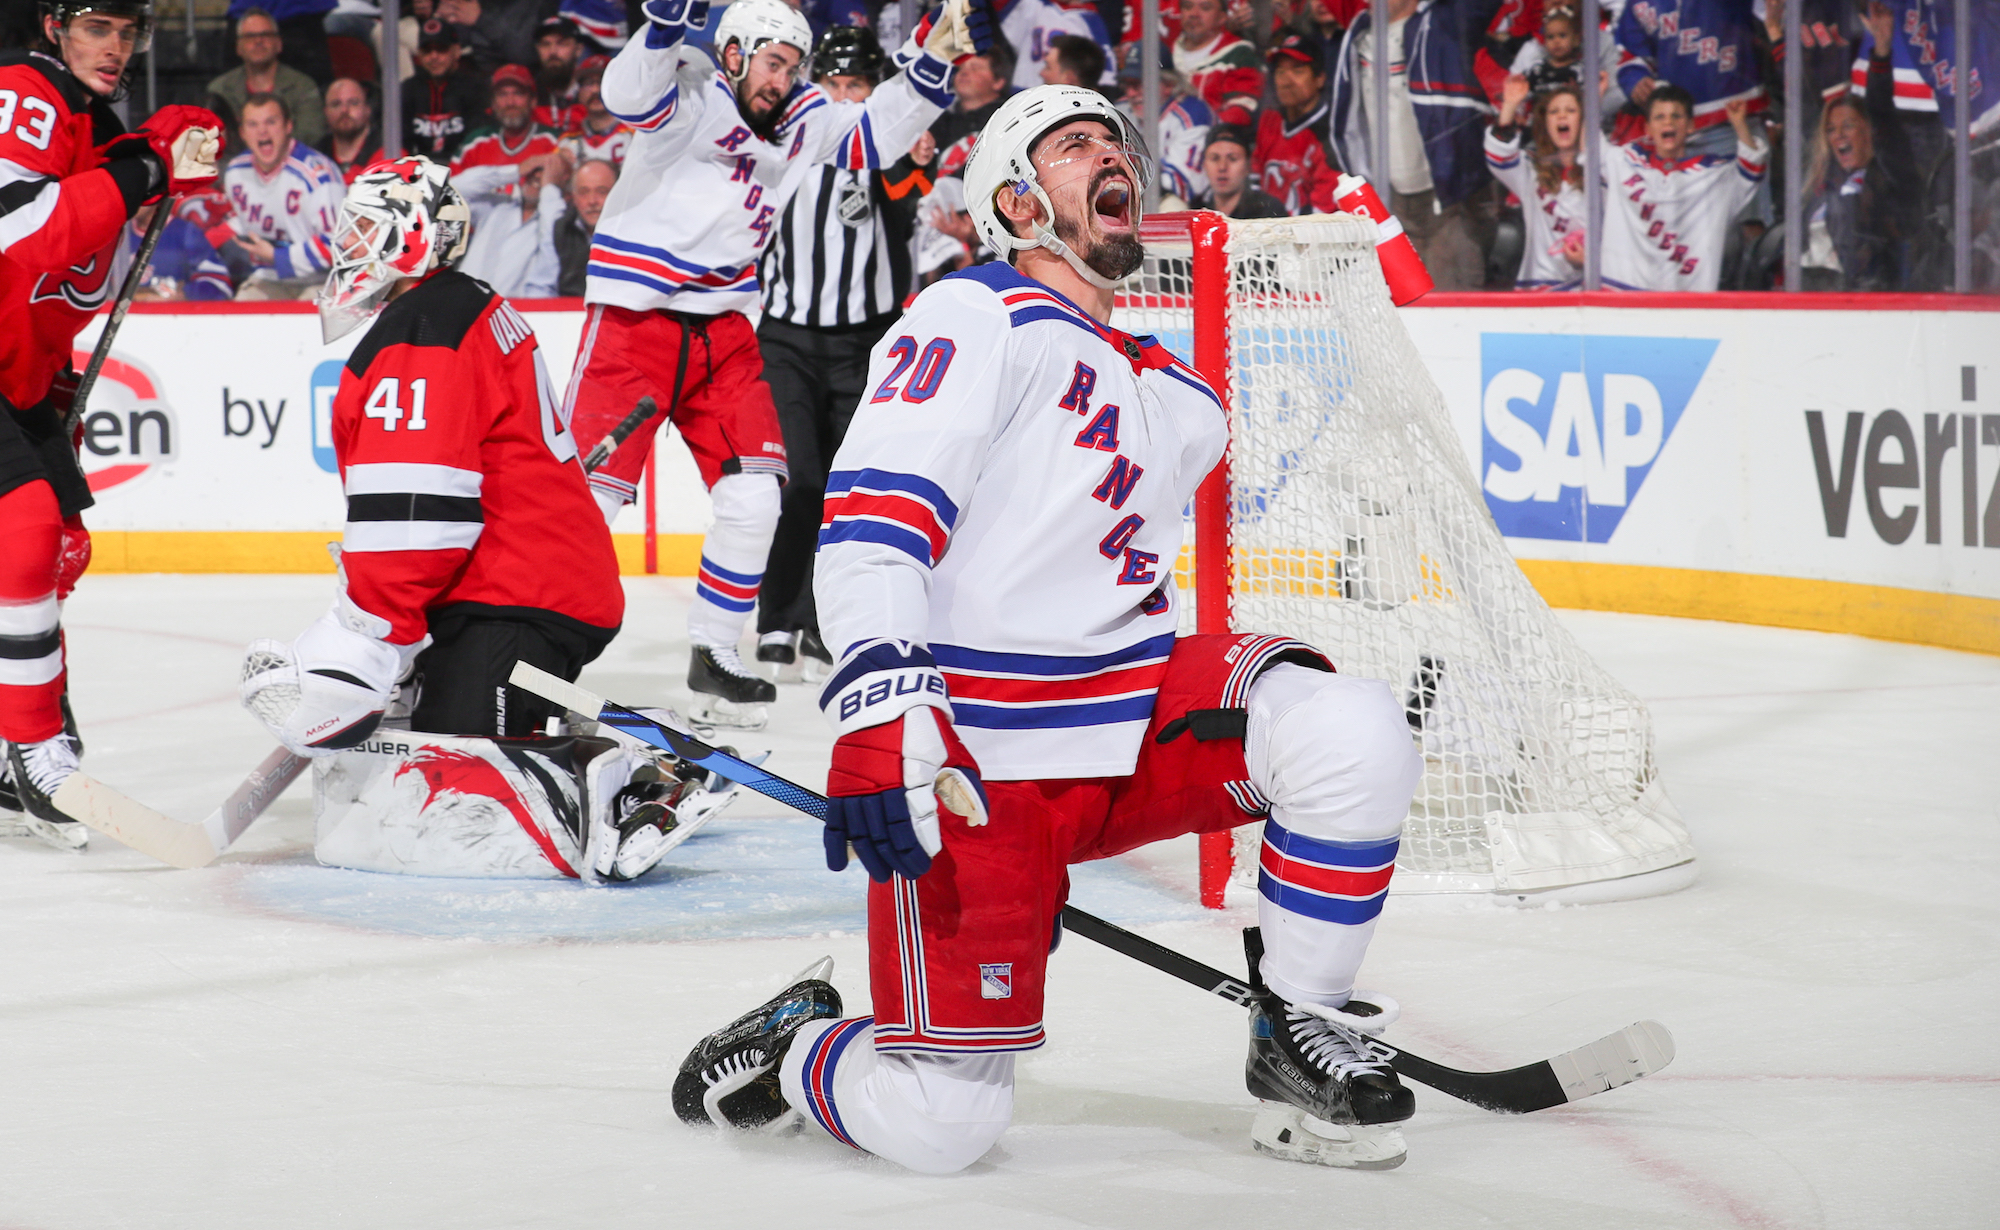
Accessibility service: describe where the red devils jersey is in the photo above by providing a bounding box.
[0,51,136,409]
[334,271,623,646]
[1253,102,1343,216]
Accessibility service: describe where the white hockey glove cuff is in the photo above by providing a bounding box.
[241,612,404,757]
[913,0,993,64]
[817,638,953,736]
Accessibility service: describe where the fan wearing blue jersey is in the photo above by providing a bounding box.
[673,84,1427,1174]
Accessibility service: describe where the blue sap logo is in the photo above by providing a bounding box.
[1480,333,1718,542]
[309,359,343,474]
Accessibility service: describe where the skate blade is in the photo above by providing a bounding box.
[1250,1105,1406,1171]
[19,815,89,852]
[687,696,769,732]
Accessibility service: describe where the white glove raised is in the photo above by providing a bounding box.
[240,612,403,757]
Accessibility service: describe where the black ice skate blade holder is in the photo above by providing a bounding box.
[507,662,1676,1114]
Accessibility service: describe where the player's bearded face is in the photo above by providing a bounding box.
[735,44,803,135]
[1034,123,1144,282]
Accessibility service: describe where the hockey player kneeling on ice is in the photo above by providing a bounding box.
[240,157,723,882]
[673,86,1426,1171]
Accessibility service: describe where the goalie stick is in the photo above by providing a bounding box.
[507,662,1677,1113]
[44,746,310,869]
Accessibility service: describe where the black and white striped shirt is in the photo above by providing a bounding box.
[760,164,917,329]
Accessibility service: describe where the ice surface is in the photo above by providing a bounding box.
[2,576,1995,1229]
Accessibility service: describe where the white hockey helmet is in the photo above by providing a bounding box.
[963,84,1155,290]
[712,0,814,83]
[316,156,471,344]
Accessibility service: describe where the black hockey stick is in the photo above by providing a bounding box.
[67,201,172,434]
[506,663,1676,1113]
[582,395,659,473]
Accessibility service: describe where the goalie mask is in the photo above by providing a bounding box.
[316,156,471,344]
[712,0,814,87]
[963,84,1155,291]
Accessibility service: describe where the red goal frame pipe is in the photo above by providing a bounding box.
[1188,211,1234,909]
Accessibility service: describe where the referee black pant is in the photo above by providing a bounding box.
[755,313,894,638]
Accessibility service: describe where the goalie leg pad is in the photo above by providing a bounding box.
[1245,665,1422,1009]
[313,733,600,878]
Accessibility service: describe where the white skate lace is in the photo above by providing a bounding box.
[1288,1010,1392,1080]
[19,733,81,797]
[706,645,758,680]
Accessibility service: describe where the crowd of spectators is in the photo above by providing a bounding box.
[64,0,2000,299]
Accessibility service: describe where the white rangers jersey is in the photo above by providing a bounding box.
[587,34,954,316]
[1483,127,1585,290]
[1597,131,1766,293]
[221,139,345,278]
[815,262,1228,781]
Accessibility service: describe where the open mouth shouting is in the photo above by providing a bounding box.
[1092,170,1134,233]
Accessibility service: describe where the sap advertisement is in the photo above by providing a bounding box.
[70,307,710,538]
[1401,305,2000,601]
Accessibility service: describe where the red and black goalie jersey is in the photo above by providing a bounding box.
[334,270,624,647]
[0,50,154,411]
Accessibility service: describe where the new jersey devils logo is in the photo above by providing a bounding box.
[31,253,113,311]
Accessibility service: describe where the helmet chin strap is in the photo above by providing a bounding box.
[1010,180,1124,291]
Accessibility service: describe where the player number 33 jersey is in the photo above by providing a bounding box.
[815,263,1228,781]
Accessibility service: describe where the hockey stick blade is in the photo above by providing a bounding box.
[1059,907,1674,1114]
[504,663,1668,1112]
[51,773,216,869]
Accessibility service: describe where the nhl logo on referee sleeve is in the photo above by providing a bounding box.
[979,963,1013,999]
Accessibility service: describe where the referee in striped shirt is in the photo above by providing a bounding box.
[753,25,930,672]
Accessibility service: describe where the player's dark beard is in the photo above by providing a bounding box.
[737,83,789,143]
[1054,169,1144,281]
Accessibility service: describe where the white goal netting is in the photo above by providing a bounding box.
[1119,214,1695,900]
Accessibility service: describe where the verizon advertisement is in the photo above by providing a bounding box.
[70,307,709,537]
[1403,303,2000,601]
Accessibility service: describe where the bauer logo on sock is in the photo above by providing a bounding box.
[979,963,1013,999]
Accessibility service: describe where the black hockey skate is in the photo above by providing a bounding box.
[3,734,88,852]
[755,631,798,665]
[1246,994,1412,1169]
[797,628,832,669]
[673,958,843,1130]
[687,644,775,730]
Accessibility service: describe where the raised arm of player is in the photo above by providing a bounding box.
[811,279,1013,881]
[599,0,715,137]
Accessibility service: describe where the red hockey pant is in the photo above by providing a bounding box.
[0,481,73,743]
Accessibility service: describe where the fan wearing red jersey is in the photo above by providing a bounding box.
[0,0,221,850]
[239,158,700,883]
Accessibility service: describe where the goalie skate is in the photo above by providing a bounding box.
[673,958,842,1131]
[688,645,773,731]
[581,748,745,882]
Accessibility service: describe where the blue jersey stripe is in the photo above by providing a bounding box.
[933,633,1176,677]
[825,469,960,528]
[1263,819,1401,868]
[818,518,934,568]
[952,694,1157,730]
[1258,870,1389,924]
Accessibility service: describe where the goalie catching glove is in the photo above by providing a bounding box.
[825,704,987,882]
[240,612,407,757]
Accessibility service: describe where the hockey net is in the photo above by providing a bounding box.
[1117,212,1696,908]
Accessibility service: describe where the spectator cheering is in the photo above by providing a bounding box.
[560,56,633,165]
[1041,32,1106,87]
[316,77,383,182]
[1615,0,1766,159]
[556,158,618,295]
[114,204,235,302]
[1599,87,1767,291]
[401,19,489,159]
[1799,10,1922,292]
[1331,0,1505,290]
[534,13,587,130]
[222,93,346,298]
[1485,76,1587,289]
[208,7,326,148]
[1173,0,1263,124]
[1255,29,1341,215]
[1200,123,1289,218]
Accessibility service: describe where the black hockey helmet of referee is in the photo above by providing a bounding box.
[811,25,888,87]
